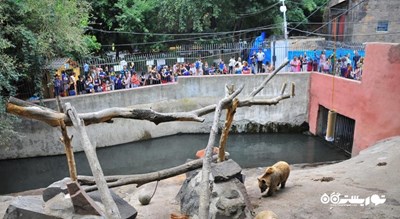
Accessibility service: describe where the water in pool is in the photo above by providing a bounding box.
[0,133,348,194]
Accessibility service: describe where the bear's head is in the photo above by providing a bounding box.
[257,178,268,193]
[257,167,275,193]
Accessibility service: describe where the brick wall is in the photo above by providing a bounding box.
[330,0,400,43]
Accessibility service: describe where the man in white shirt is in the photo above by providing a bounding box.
[229,56,236,74]
[256,49,265,73]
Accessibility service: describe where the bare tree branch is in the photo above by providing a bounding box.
[65,103,121,219]
[6,98,205,127]
[79,154,226,192]
[249,59,289,97]
[198,84,244,219]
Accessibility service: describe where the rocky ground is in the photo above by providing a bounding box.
[1,137,400,219]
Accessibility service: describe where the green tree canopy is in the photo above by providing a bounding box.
[0,0,97,147]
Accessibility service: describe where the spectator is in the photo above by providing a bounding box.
[242,61,251,74]
[93,74,101,92]
[218,60,225,74]
[124,72,131,89]
[344,63,353,79]
[256,49,265,73]
[299,55,304,71]
[319,50,326,72]
[290,56,301,72]
[114,74,123,90]
[234,63,242,74]
[229,56,236,74]
[266,62,274,73]
[250,51,257,73]
[203,61,210,75]
[68,72,77,96]
[323,60,331,74]
[131,72,141,88]
[340,57,348,77]
[354,57,364,80]
[302,53,308,71]
[195,58,202,76]
[120,65,128,77]
[353,51,361,70]
[61,71,69,97]
[76,75,85,95]
[83,63,89,77]
[85,75,94,93]
[53,74,61,97]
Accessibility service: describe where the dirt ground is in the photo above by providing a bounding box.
[1,137,400,219]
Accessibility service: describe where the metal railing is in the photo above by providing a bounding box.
[317,105,354,156]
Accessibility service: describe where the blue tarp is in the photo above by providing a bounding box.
[259,49,365,64]
[247,32,270,64]
[246,33,365,65]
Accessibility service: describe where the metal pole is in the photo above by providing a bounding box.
[280,0,289,69]
[281,0,288,41]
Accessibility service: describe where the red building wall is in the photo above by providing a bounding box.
[309,43,400,156]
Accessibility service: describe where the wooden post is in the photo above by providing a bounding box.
[65,103,121,219]
[56,96,77,181]
[217,98,238,162]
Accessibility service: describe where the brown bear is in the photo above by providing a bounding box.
[254,210,278,219]
[257,161,290,197]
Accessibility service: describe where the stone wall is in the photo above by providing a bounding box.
[3,73,310,159]
[330,0,400,43]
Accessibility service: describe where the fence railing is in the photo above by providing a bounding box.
[16,38,366,100]
[78,39,364,69]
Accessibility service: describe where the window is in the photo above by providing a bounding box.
[377,21,389,32]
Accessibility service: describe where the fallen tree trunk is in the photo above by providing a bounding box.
[78,153,225,192]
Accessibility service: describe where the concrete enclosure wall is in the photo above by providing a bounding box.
[3,73,310,159]
[308,42,400,156]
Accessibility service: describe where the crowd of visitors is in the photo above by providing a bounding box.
[53,55,277,97]
[54,49,364,97]
[289,50,364,80]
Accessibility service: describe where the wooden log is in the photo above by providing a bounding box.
[218,98,239,162]
[56,96,77,181]
[79,153,226,192]
[198,84,244,219]
[65,103,121,219]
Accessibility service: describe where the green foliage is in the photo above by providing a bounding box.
[0,0,94,148]
[84,35,102,53]
[302,0,318,12]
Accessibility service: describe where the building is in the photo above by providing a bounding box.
[328,0,400,43]
[44,58,81,98]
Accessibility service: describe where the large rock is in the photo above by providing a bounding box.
[3,196,61,219]
[88,189,137,219]
[42,177,71,202]
[177,159,254,219]
[6,177,137,219]
[67,182,102,216]
[211,159,244,183]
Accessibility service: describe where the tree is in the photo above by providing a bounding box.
[0,0,97,148]
[86,0,329,52]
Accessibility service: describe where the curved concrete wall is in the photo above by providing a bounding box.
[4,73,310,159]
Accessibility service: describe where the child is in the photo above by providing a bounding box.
[344,63,353,79]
